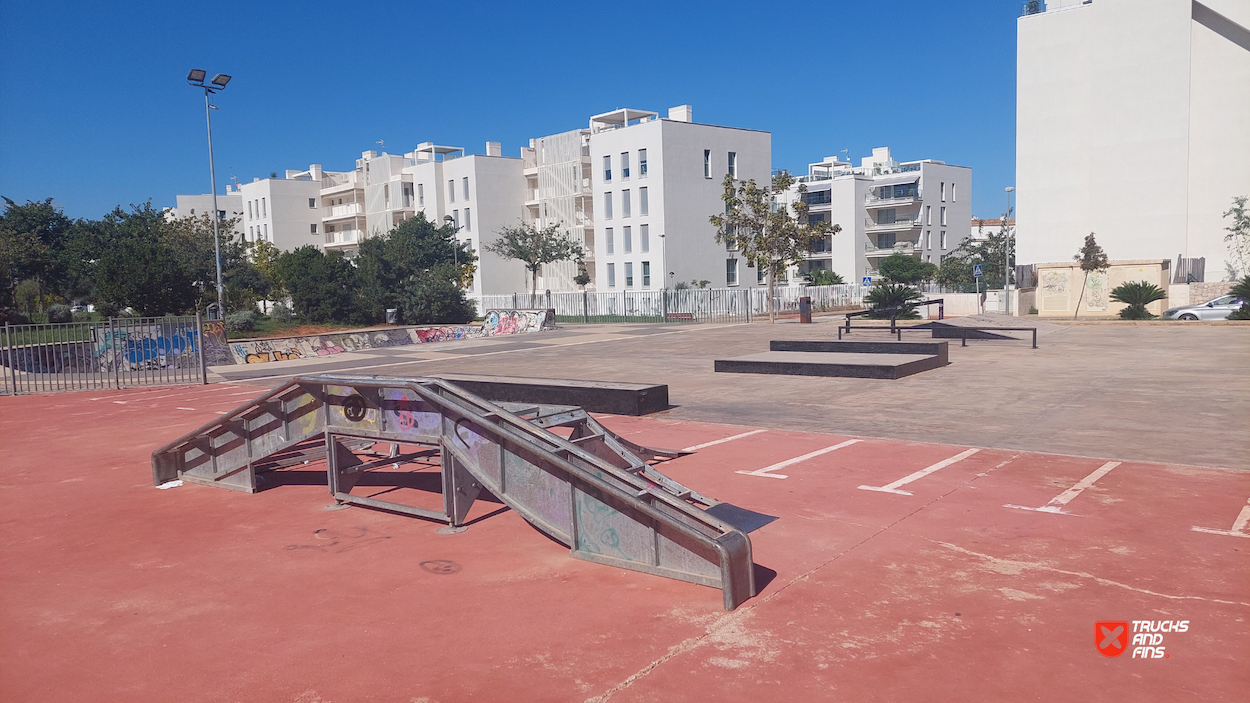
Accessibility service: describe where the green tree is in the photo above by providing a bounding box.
[878,254,936,285]
[93,203,198,316]
[356,213,476,323]
[1223,196,1250,279]
[483,222,583,305]
[1110,281,1166,320]
[273,245,360,323]
[935,215,1014,290]
[162,210,248,312]
[1073,233,1110,319]
[397,263,477,324]
[1227,275,1250,320]
[250,239,284,300]
[0,197,80,309]
[709,171,841,322]
[805,268,845,286]
[865,283,923,320]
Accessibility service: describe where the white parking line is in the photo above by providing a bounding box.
[735,439,861,479]
[859,448,982,495]
[1191,496,1250,538]
[176,407,196,411]
[1004,461,1120,514]
[683,429,767,452]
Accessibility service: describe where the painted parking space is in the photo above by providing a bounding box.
[1,384,1246,702]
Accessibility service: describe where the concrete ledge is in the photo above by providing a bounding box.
[433,373,669,416]
[770,340,949,366]
[715,351,945,379]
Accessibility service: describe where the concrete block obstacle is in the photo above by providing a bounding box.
[716,340,950,380]
[432,373,668,416]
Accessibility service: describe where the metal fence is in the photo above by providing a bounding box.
[1,316,206,396]
[474,284,870,324]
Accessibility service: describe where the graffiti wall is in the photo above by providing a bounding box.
[227,309,554,365]
[1,320,206,374]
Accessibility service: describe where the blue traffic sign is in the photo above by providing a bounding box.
[973,264,983,278]
[862,276,872,286]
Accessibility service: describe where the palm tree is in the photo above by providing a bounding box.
[1109,281,1166,319]
[865,283,922,320]
[1228,275,1250,320]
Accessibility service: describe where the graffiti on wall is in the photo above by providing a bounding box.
[228,309,554,364]
[1,321,206,374]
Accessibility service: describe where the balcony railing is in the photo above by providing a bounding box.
[865,241,917,257]
[325,203,363,218]
[325,229,361,246]
[865,217,922,232]
[864,192,920,207]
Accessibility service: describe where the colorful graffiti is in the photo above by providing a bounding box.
[1,320,209,375]
[227,309,554,364]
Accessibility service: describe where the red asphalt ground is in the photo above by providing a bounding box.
[2,383,1248,702]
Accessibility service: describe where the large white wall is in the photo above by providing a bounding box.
[1016,0,1250,278]
[443,154,529,296]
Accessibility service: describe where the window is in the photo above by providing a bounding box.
[640,224,649,253]
[639,187,648,215]
[879,209,897,225]
[951,183,956,202]
[726,258,739,285]
[248,201,253,220]
[878,232,896,248]
[448,180,455,203]
[704,150,711,178]
[728,152,737,179]
[621,152,630,179]
[940,206,947,226]
[625,262,634,287]
[800,190,831,205]
[757,266,766,283]
[607,263,616,287]
[940,182,945,202]
[639,149,647,177]
[642,261,651,287]
[384,184,390,208]
[604,192,613,219]
[403,184,412,208]
[926,205,931,225]
[248,226,253,240]
[605,227,614,254]
[418,183,424,207]
[622,190,631,217]
[309,198,316,208]
[262,198,267,217]
[463,177,469,200]
[464,208,471,231]
[624,226,632,253]
[263,224,268,240]
[940,230,947,249]
[453,210,459,228]
[603,155,612,181]
[310,224,318,234]
[925,230,931,249]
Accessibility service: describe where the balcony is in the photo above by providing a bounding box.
[865,217,921,233]
[864,193,920,208]
[324,203,363,219]
[865,241,917,257]
[325,229,361,247]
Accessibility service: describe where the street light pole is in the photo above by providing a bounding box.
[444,215,461,286]
[187,70,232,320]
[1005,186,1015,316]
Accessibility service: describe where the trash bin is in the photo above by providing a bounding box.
[386,308,398,324]
[799,296,812,324]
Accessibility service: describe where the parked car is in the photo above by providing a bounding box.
[1162,294,1246,320]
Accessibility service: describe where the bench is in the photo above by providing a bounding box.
[666,312,695,321]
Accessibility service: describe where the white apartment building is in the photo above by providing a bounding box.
[233,177,323,251]
[585,105,771,291]
[521,129,595,291]
[1016,0,1250,280]
[170,193,245,240]
[780,147,972,284]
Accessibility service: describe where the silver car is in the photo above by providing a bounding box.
[1162,294,1246,320]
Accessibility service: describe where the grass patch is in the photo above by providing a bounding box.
[234,318,361,340]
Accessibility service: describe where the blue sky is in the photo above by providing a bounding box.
[0,0,1020,221]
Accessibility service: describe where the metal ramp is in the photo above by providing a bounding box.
[151,374,762,609]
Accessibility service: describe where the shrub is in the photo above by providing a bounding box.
[1,308,31,325]
[398,265,477,325]
[865,283,922,320]
[1229,276,1250,320]
[46,304,72,323]
[807,268,845,286]
[71,311,93,322]
[225,310,258,334]
[269,302,295,322]
[1110,281,1166,320]
[878,254,934,285]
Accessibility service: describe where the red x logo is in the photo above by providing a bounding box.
[1096,621,1129,657]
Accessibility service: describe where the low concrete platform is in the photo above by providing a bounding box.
[715,350,944,379]
[770,339,950,365]
[431,372,669,415]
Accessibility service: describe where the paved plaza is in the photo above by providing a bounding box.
[1,318,1247,702]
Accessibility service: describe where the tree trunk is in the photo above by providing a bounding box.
[767,265,775,323]
[531,265,539,308]
[1073,271,1089,320]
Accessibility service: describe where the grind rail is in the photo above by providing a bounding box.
[151,374,759,609]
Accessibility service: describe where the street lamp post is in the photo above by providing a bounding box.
[186,69,231,319]
[1005,186,1015,316]
[443,215,462,285]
